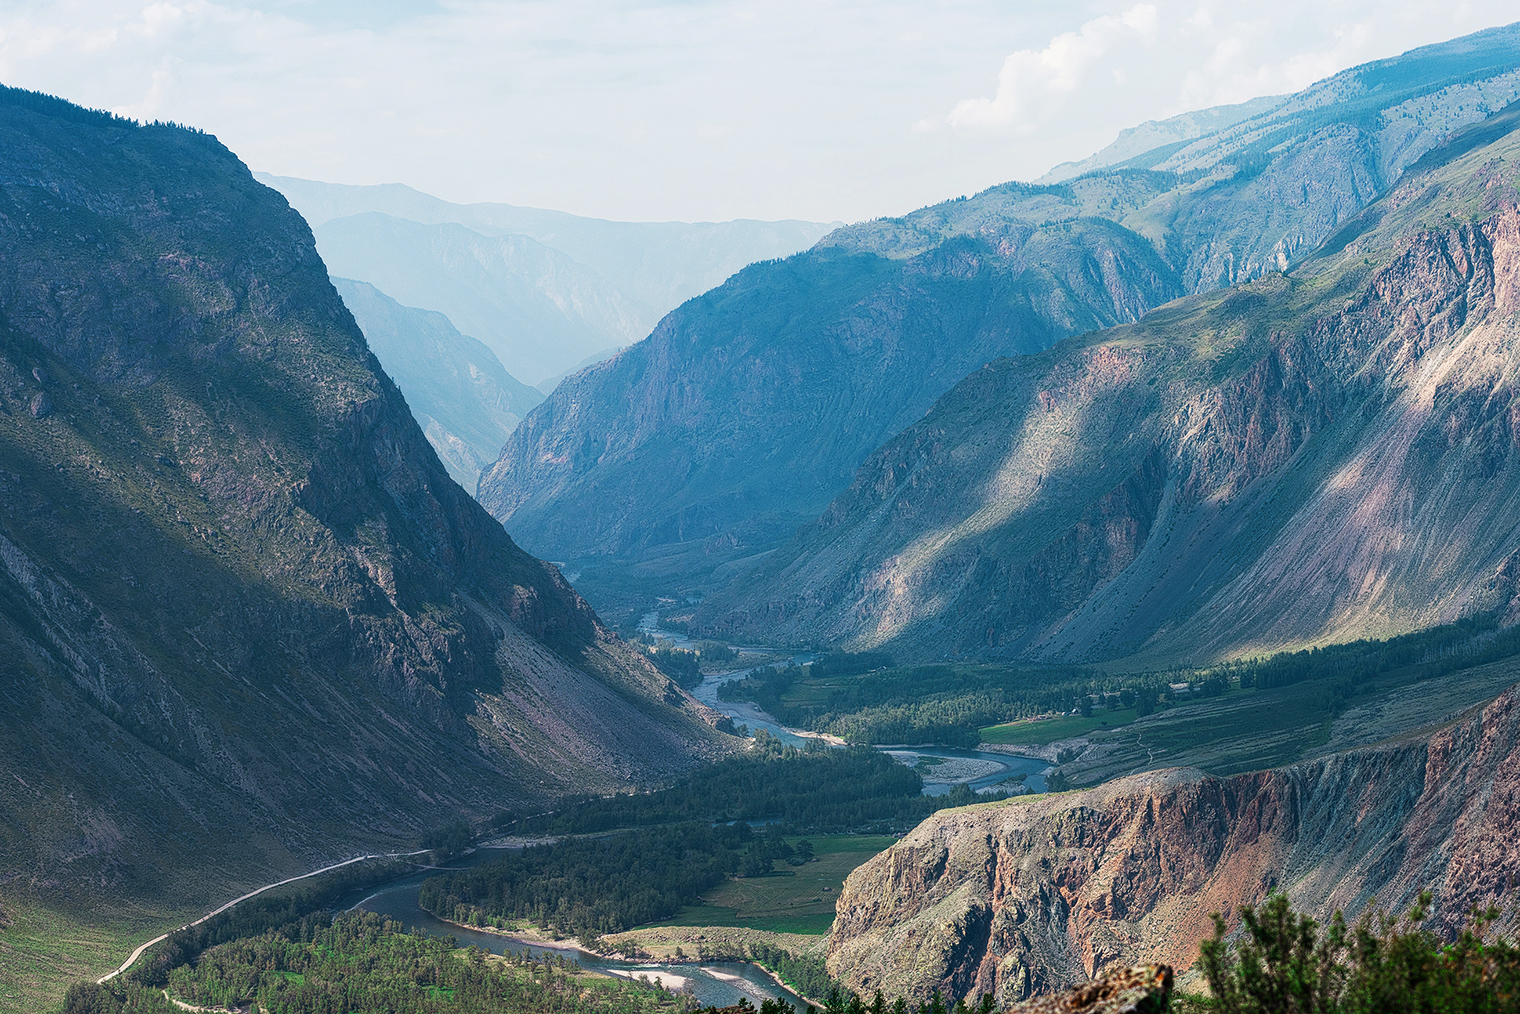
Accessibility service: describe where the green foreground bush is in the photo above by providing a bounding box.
[1193,893,1520,1014]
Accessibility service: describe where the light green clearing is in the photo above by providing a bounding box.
[980,708,1140,745]
[647,835,897,936]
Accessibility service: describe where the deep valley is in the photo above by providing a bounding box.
[14,18,1520,1014]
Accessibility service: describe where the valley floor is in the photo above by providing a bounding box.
[0,894,190,1014]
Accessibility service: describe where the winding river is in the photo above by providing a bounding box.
[341,620,1049,1008]
[651,613,1048,795]
[345,853,809,1009]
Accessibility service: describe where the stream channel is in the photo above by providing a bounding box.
[346,857,807,1009]
[345,617,1049,1008]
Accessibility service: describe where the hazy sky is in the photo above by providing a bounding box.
[2,2,1517,223]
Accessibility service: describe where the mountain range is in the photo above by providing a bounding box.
[478,23,1520,642]
[258,174,839,385]
[0,86,729,918]
[11,20,1520,1012]
[699,104,1520,664]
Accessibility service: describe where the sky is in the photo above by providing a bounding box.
[0,1,1516,224]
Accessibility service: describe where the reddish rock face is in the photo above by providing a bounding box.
[827,683,1520,1007]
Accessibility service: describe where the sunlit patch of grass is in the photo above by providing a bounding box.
[981,708,1139,745]
[0,891,188,1014]
[645,835,896,937]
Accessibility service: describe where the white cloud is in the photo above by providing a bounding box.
[0,1,1516,223]
[1174,13,1378,110]
[949,4,1158,133]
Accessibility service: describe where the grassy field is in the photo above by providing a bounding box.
[648,835,897,936]
[0,891,189,1014]
[980,708,1141,745]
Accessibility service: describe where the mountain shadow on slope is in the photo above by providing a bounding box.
[0,85,730,915]
[697,101,1520,666]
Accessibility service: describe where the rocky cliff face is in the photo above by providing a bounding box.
[827,682,1520,1007]
[698,103,1520,665]
[479,26,1520,602]
[0,87,728,908]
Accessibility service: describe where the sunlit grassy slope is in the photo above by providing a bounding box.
[649,835,897,936]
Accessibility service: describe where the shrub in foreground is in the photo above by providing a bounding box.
[1194,892,1520,1014]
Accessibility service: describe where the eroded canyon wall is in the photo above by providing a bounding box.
[827,684,1520,1007]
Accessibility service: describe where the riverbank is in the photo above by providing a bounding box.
[426,913,589,953]
[974,741,1071,764]
[600,925,830,1009]
[426,911,827,1005]
[601,924,825,962]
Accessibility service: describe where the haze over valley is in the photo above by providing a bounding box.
[12,10,1520,1014]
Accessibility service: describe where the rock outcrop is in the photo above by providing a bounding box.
[826,683,1520,1007]
[0,86,730,908]
[1007,965,1171,1014]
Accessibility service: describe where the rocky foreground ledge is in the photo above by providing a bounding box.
[827,682,1520,1007]
[1006,965,1172,1014]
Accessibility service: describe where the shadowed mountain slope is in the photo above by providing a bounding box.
[332,278,542,488]
[480,220,1179,589]
[0,86,730,911]
[699,104,1520,665]
[480,25,1520,603]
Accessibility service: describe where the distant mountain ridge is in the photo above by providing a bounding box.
[1037,94,1285,182]
[0,86,730,915]
[258,173,840,384]
[478,23,1520,618]
[315,212,648,385]
[1041,22,1520,183]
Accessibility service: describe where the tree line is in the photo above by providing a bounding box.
[418,823,754,944]
[716,611,1520,748]
[717,663,1150,746]
[512,741,1000,838]
[66,911,688,1014]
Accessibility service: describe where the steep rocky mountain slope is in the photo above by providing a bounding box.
[826,680,1520,1007]
[480,25,1520,603]
[0,87,730,911]
[259,174,839,384]
[312,213,650,384]
[700,101,1520,665]
[332,278,542,487]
